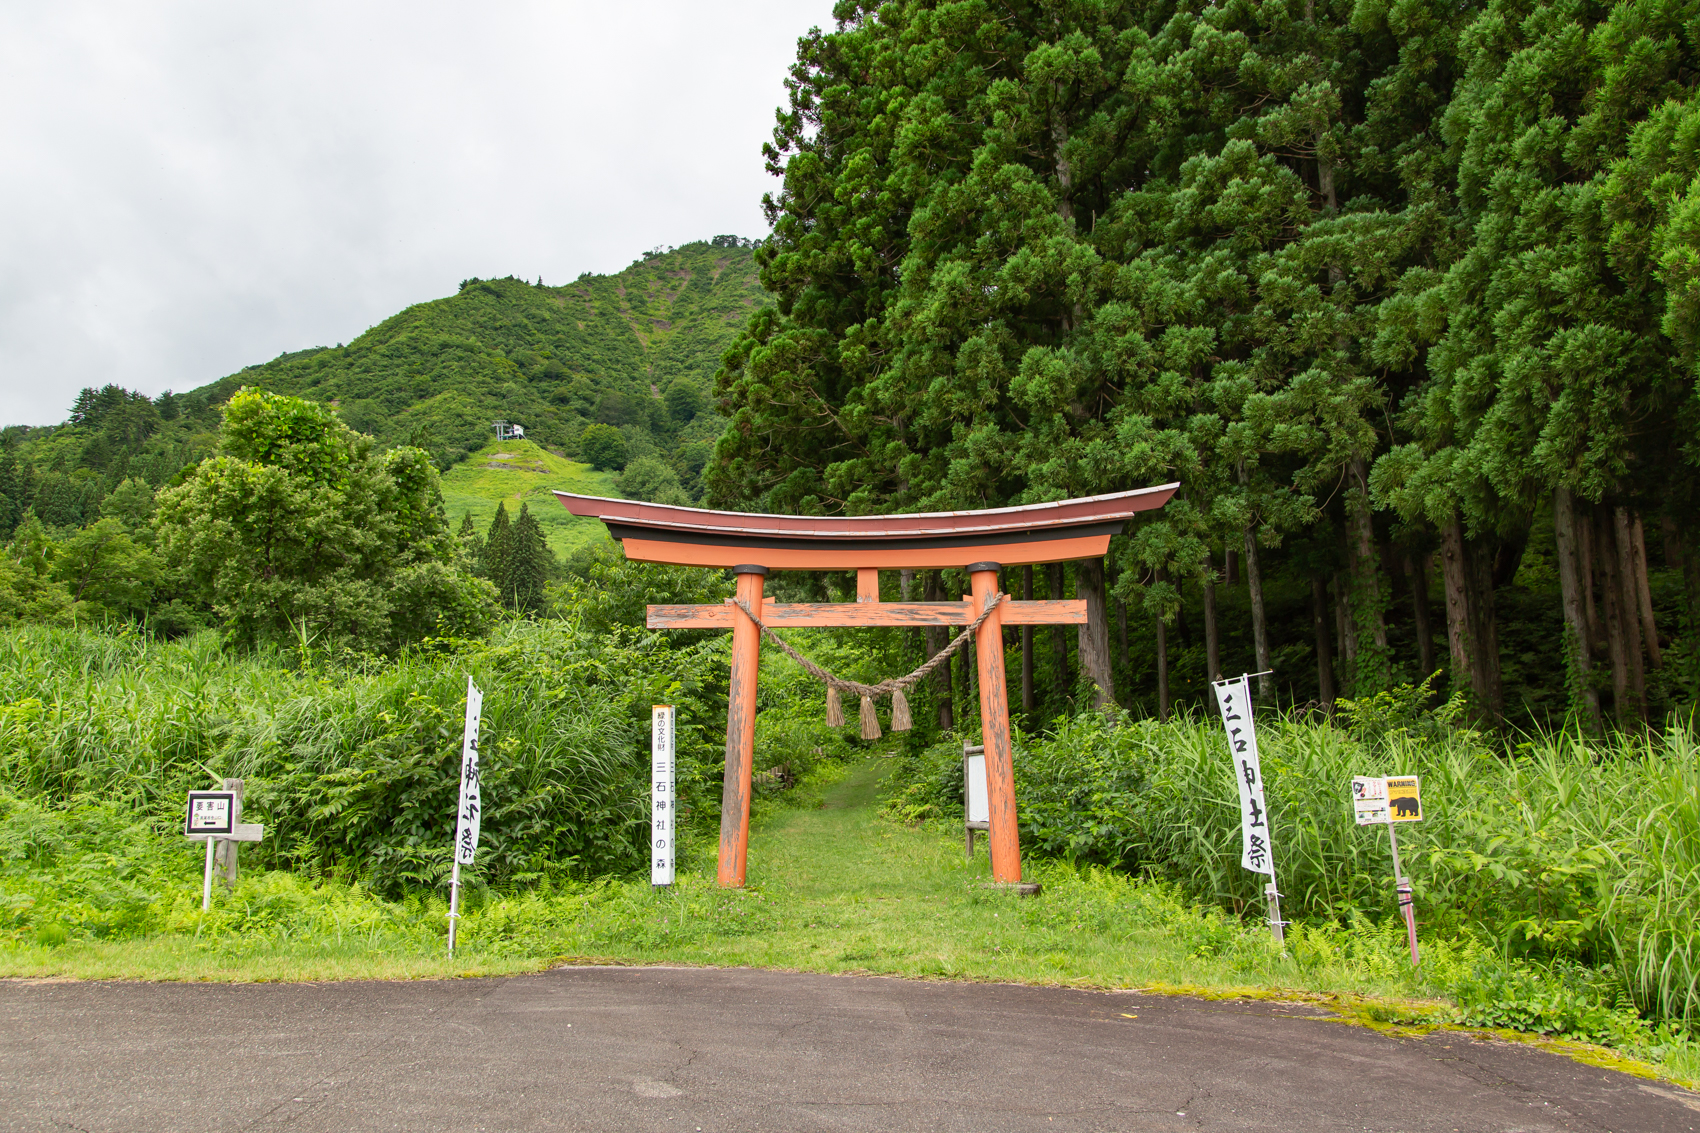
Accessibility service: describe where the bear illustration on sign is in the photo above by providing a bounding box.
[1385,776,1422,822]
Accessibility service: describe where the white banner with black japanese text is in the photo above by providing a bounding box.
[651,705,675,885]
[1212,675,1273,876]
[454,677,484,866]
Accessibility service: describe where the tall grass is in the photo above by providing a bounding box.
[0,620,730,892]
[883,708,1700,1031]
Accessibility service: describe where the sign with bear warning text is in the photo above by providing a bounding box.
[1386,775,1422,822]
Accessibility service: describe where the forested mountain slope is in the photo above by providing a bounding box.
[0,237,767,535]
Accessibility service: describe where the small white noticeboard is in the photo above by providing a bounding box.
[965,753,988,825]
[651,705,676,886]
[1351,775,1389,825]
[185,792,236,837]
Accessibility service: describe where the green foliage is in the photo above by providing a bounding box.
[554,537,733,635]
[0,517,73,627]
[616,455,687,504]
[884,707,1700,1031]
[579,423,628,471]
[155,388,496,651]
[0,614,729,897]
[49,518,159,619]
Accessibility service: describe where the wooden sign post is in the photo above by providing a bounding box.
[555,485,1178,888]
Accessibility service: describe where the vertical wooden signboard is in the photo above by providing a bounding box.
[652,704,676,887]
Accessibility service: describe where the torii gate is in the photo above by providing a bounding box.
[554,485,1178,887]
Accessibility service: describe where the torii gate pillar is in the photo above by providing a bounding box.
[719,566,765,887]
[968,563,1020,880]
[552,485,1179,889]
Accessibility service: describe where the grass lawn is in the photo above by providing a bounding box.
[438,437,620,558]
[5,758,1695,1086]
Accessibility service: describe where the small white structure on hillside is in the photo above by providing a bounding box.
[493,420,525,442]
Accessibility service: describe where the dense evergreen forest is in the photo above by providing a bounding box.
[709,0,1700,732]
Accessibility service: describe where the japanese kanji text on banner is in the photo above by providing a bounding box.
[455,677,484,866]
[1211,675,1273,875]
[651,705,675,886]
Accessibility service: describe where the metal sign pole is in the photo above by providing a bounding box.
[201,837,216,912]
[1387,821,1418,966]
[447,860,462,955]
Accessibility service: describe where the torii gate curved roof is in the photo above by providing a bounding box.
[552,484,1179,570]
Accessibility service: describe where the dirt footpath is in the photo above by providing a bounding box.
[3,966,1697,1132]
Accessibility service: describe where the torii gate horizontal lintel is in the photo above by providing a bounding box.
[647,595,1088,629]
[552,486,1178,890]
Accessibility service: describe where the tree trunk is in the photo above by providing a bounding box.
[1630,513,1661,669]
[924,571,953,730]
[1553,488,1601,731]
[1225,548,1239,585]
[1579,508,1604,655]
[1346,457,1389,690]
[1154,569,1170,721]
[1336,569,1358,688]
[1672,513,1700,630]
[1020,566,1034,714]
[1075,557,1114,709]
[1466,534,1505,724]
[1244,525,1272,700]
[1612,506,1647,720]
[1439,514,1479,711]
[1204,553,1222,682]
[1407,552,1435,679]
[1595,508,1633,725]
[961,625,976,713]
[1311,574,1336,713]
[1116,597,1129,671]
[1049,562,1070,700]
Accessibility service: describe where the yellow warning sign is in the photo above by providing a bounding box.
[1386,776,1422,822]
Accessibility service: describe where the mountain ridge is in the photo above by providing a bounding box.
[0,237,767,535]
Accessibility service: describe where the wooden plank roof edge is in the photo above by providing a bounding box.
[552,483,1180,538]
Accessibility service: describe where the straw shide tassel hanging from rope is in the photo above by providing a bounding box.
[890,688,912,731]
[825,686,844,727]
[859,695,881,740]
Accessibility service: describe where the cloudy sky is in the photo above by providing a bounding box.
[0,0,835,426]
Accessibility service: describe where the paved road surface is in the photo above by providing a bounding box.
[4,967,1697,1132]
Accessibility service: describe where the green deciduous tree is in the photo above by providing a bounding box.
[580,423,629,471]
[156,388,497,651]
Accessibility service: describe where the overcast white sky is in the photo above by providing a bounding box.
[0,0,835,426]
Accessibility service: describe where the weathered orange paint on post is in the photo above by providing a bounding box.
[718,567,765,887]
[856,569,880,602]
[971,564,1021,883]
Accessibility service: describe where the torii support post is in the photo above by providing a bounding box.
[719,566,765,888]
[970,563,1021,882]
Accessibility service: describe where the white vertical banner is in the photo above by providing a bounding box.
[1211,675,1274,876]
[454,677,484,866]
[651,704,675,886]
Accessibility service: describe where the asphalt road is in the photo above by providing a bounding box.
[3,967,1697,1132]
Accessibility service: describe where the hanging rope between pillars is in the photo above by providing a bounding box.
[730,591,1006,737]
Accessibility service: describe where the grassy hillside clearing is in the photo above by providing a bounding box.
[438,438,619,558]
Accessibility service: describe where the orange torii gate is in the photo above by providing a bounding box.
[554,486,1178,887]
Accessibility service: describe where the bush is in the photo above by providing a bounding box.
[580,424,628,471]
